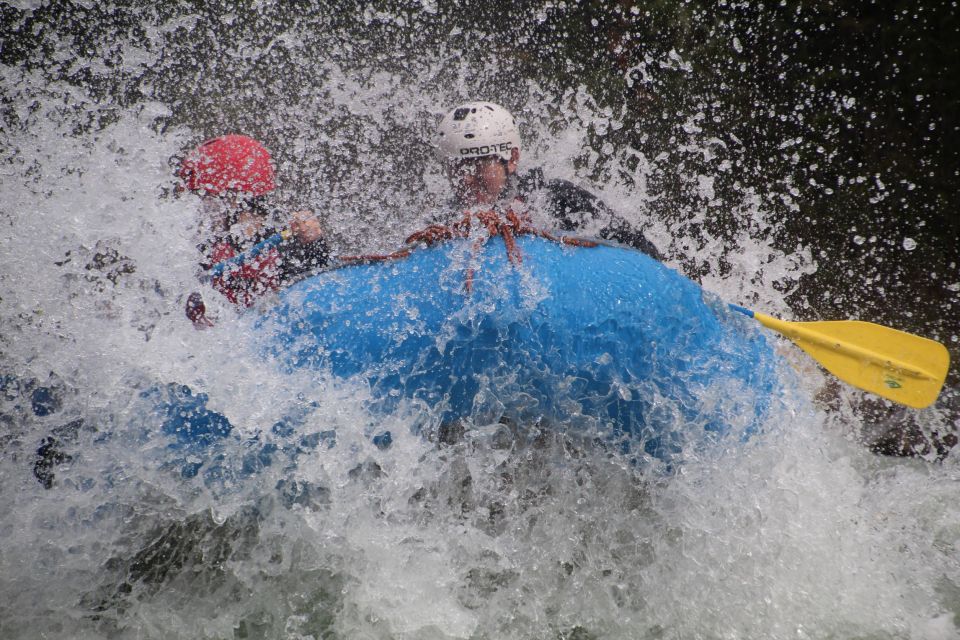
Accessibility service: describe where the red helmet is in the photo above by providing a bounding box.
[179,134,276,196]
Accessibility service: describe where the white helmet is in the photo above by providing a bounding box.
[437,101,520,162]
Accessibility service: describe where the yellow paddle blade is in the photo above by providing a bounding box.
[752,312,950,409]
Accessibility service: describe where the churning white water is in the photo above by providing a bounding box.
[2,3,958,639]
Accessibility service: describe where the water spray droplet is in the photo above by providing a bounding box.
[902,238,917,251]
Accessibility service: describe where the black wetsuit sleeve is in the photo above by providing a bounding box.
[597,218,663,262]
[276,236,331,282]
[543,178,663,261]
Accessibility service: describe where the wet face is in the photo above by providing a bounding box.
[446,147,520,207]
[198,191,270,239]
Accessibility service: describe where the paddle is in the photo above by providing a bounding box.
[729,305,950,408]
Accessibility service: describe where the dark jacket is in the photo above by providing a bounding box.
[515,168,662,261]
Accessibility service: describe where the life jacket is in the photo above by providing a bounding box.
[186,230,331,329]
[205,238,283,307]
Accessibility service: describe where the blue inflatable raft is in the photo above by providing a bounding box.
[260,235,781,460]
